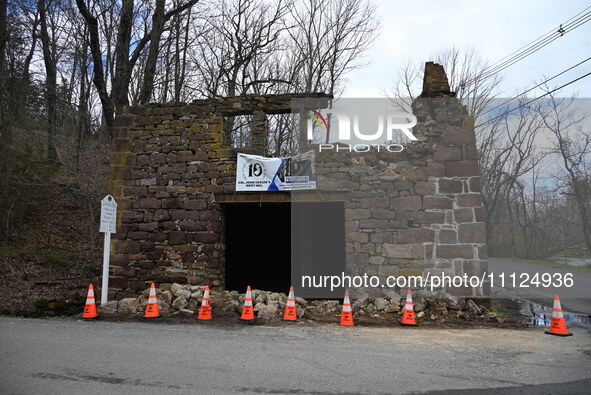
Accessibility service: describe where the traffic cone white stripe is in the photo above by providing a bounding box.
[405,289,414,310]
[244,288,253,306]
[287,289,296,307]
[343,293,352,312]
[551,295,564,318]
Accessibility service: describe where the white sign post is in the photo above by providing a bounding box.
[99,195,117,305]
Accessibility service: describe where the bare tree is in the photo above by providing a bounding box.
[287,0,378,95]
[138,0,164,104]
[478,96,545,255]
[74,0,114,136]
[37,0,58,161]
[75,0,200,136]
[0,0,7,127]
[538,93,591,252]
[287,0,378,147]
[192,0,291,146]
[194,0,290,98]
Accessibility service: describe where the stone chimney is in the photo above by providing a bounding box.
[420,62,454,98]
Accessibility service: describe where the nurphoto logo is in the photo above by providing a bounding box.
[306,108,418,153]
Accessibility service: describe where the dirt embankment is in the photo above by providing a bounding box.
[0,129,109,316]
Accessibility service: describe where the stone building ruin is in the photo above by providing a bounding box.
[108,62,488,300]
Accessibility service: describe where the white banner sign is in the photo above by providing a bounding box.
[236,151,316,191]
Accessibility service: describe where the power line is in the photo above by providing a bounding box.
[458,6,591,90]
[479,9,591,80]
[475,70,591,129]
[479,56,591,118]
[484,5,591,74]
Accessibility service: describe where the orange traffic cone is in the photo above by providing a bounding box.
[197,285,212,320]
[240,285,255,321]
[144,282,160,318]
[545,294,572,337]
[400,289,417,326]
[340,290,354,326]
[282,286,297,321]
[82,284,98,319]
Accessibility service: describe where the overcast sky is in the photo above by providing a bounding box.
[343,0,591,98]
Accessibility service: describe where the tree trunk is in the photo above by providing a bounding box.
[0,0,8,226]
[571,179,591,253]
[178,7,191,101]
[76,0,200,137]
[74,36,90,174]
[38,0,58,161]
[111,0,134,108]
[75,0,114,136]
[0,0,8,125]
[18,15,38,120]
[173,11,181,102]
[139,0,165,104]
[162,36,173,102]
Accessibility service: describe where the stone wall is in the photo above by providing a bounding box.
[108,65,487,299]
[315,106,486,297]
[109,106,230,299]
[108,94,329,299]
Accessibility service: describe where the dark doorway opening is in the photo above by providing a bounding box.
[224,203,291,293]
[291,202,346,299]
[223,200,346,298]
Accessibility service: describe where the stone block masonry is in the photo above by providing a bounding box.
[314,63,488,298]
[108,94,330,299]
[108,64,488,299]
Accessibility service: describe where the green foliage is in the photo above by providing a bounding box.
[489,307,507,316]
[0,308,14,316]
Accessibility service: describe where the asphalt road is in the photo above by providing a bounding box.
[1,317,590,394]
[489,258,591,314]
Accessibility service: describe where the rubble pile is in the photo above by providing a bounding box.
[98,284,509,324]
